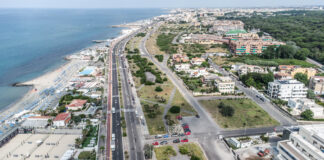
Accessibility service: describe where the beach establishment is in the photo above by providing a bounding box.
[0,134,80,160]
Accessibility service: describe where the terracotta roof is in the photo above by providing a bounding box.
[54,113,71,121]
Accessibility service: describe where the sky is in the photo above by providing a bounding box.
[1,0,324,8]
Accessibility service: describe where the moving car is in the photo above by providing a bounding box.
[181,138,189,142]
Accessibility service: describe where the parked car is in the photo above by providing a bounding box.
[176,115,182,120]
[181,123,188,127]
[181,138,189,143]
[160,141,168,145]
[195,114,200,118]
[185,132,191,135]
[173,139,180,143]
[171,133,178,137]
[152,141,159,146]
[155,135,163,139]
[179,133,185,137]
[163,134,169,138]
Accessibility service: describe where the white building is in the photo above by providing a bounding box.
[214,76,235,93]
[268,79,308,101]
[174,63,191,72]
[231,64,268,76]
[276,124,324,160]
[190,57,205,66]
[189,68,209,78]
[53,113,71,127]
[228,138,240,148]
[288,98,324,119]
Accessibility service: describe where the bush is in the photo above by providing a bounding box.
[169,106,181,114]
[220,106,234,117]
[155,86,163,92]
[155,55,164,62]
[301,109,314,120]
[261,134,269,142]
[179,147,189,154]
[78,151,96,160]
[191,155,201,160]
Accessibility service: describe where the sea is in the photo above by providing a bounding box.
[0,8,166,110]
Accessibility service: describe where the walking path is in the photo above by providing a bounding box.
[162,88,177,131]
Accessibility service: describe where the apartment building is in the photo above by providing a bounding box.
[230,38,285,55]
[279,65,317,79]
[174,63,191,72]
[181,34,228,44]
[209,20,245,33]
[214,76,235,93]
[276,124,324,160]
[267,79,307,101]
[309,76,324,95]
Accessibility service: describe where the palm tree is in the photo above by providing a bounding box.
[100,146,105,153]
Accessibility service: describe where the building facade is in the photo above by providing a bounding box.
[309,76,324,95]
[276,125,324,160]
[267,79,307,101]
[214,76,235,93]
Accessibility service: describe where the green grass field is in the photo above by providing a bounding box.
[178,143,207,160]
[200,99,279,129]
[154,146,177,160]
[141,101,166,135]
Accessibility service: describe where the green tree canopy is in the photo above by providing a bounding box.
[301,109,314,120]
[294,73,308,85]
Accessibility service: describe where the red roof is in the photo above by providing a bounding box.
[54,113,71,121]
[66,99,87,108]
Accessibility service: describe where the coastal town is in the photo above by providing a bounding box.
[0,7,324,160]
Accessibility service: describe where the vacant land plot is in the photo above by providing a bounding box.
[141,101,166,135]
[206,47,229,53]
[200,99,279,128]
[146,31,166,55]
[138,80,174,104]
[154,145,177,160]
[171,90,196,116]
[178,143,207,160]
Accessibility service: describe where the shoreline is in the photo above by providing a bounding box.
[0,20,146,120]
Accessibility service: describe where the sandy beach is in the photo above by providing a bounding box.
[0,59,86,121]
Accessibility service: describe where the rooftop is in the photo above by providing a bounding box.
[54,113,70,121]
[66,99,87,108]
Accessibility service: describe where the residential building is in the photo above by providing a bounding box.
[240,139,253,148]
[288,98,324,119]
[231,64,268,75]
[145,72,156,83]
[53,113,71,127]
[174,63,191,72]
[190,57,206,66]
[210,20,245,33]
[278,65,317,79]
[274,73,293,80]
[229,38,285,55]
[309,76,324,95]
[66,99,87,111]
[172,54,189,63]
[276,124,324,160]
[267,79,308,101]
[182,34,228,44]
[189,68,209,78]
[214,76,235,93]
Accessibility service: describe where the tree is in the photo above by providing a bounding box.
[75,138,82,148]
[144,144,153,159]
[295,48,310,60]
[201,61,209,67]
[57,105,66,113]
[294,73,308,85]
[301,109,314,120]
[220,106,235,117]
[307,89,315,99]
[155,86,163,92]
[169,106,181,114]
[245,77,256,87]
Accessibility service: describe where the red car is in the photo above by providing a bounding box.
[181,138,189,143]
[152,142,159,145]
[185,132,191,135]
[183,125,189,129]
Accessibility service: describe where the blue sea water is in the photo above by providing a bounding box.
[0,8,165,109]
